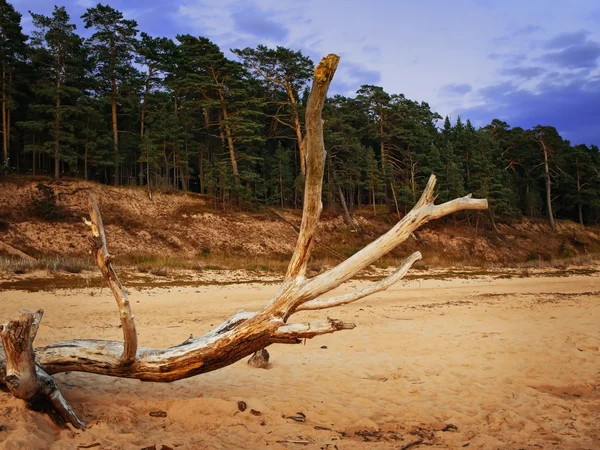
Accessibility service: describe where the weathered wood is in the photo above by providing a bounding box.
[287,175,487,316]
[0,310,85,429]
[0,53,490,428]
[1,311,39,400]
[37,366,86,429]
[296,252,422,311]
[85,194,137,364]
[30,309,44,342]
[285,54,340,279]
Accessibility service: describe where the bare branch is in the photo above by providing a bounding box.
[285,54,340,279]
[271,319,356,344]
[268,113,295,130]
[37,367,86,429]
[85,194,138,365]
[296,251,422,311]
[290,175,487,311]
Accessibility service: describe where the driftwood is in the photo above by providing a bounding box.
[0,54,488,428]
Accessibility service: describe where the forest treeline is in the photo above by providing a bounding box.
[1,2,599,226]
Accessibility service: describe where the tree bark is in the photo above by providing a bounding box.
[218,89,240,186]
[379,111,385,168]
[84,117,90,180]
[576,167,583,226]
[2,64,7,169]
[110,39,119,186]
[54,66,61,180]
[139,68,152,186]
[6,72,10,160]
[540,140,556,230]
[338,186,354,229]
[286,82,305,177]
[111,78,119,186]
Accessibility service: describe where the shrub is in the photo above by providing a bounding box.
[31,184,62,220]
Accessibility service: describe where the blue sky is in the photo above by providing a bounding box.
[12,0,600,145]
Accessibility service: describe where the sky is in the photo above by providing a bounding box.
[11,0,600,145]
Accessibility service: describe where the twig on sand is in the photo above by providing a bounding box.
[400,438,424,450]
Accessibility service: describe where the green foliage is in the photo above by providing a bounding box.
[31,183,61,220]
[0,0,598,227]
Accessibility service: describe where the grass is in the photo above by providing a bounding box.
[245,264,271,272]
[0,255,94,274]
[1,246,598,284]
[125,254,190,273]
[121,252,290,274]
[513,253,598,269]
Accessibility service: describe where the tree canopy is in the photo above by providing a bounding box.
[1,1,600,226]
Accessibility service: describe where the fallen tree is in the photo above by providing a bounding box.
[0,54,488,429]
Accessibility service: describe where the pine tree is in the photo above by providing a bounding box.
[232,45,313,176]
[174,35,264,195]
[135,33,176,184]
[0,0,27,171]
[82,4,139,185]
[29,6,86,178]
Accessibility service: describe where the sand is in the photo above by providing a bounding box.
[0,271,599,449]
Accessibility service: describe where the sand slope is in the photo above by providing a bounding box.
[0,272,599,449]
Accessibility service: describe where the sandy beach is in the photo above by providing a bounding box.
[0,270,598,449]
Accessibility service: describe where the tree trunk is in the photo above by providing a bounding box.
[2,64,7,169]
[111,79,119,186]
[163,139,169,188]
[410,161,417,202]
[338,186,354,229]
[32,142,36,176]
[139,68,152,186]
[379,111,385,168]
[84,117,90,180]
[54,67,61,180]
[541,141,556,230]
[6,72,10,167]
[218,90,240,186]
[390,181,401,219]
[173,143,177,189]
[286,81,305,177]
[465,151,470,185]
[110,39,119,186]
[576,167,583,226]
[280,160,284,208]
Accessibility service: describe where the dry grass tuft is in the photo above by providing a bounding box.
[0,255,94,274]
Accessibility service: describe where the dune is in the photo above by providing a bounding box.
[0,270,598,449]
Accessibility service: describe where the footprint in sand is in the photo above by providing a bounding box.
[572,336,599,353]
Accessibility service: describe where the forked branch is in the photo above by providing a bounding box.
[0,53,488,428]
[297,251,423,311]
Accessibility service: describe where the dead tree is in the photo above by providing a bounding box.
[0,54,487,429]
